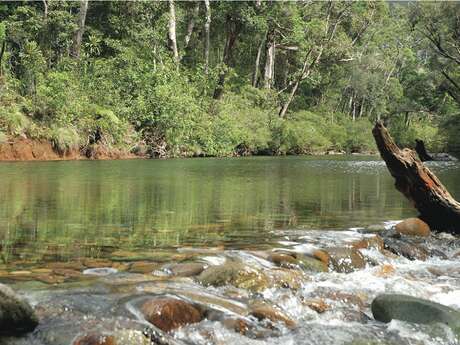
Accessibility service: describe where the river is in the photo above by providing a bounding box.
[0,156,459,345]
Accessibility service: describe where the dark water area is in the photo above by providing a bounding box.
[0,156,459,264]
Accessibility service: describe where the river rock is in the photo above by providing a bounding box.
[351,235,384,251]
[129,261,160,274]
[0,283,39,335]
[383,238,429,261]
[395,218,431,237]
[371,294,460,333]
[162,262,205,277]
[301,298,329,313]
[197,262,270,292]
[296,254,328,272]
[269,268,304,290]
[361,224,386,233]
[141,297,204,332]
[73,334,117,345]
[249,304,296,329]
[313,247,366,273]
[267,253,298,268]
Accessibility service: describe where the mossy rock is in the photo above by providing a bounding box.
[197,262,270,292]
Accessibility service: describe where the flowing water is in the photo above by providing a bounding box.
[0,156,459,345]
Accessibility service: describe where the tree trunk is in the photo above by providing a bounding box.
[0,40,5,76]
[71,0,89,59]
[372,121,460,234]
[252,34,265,87]
[213,17,239,100]
[168,0,179,63]
[415,139,433,162]
[184,2,200,50]
[263,30,275,89]
[42,0,48,19]
[204,0,211,74]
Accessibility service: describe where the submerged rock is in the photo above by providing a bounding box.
[371,294,460,333]
[0,283,38,335]
[141,297,204,332]
[313,247,366,273]
[351,235,385,251]
[301,298,330,313]
[267,253,298,268]
[249,304,296,329]
[383,238,429,261]
[296,254,328,272]
[197,262,269,292]
[162,262,205,277]
[395,218,431,237]
[73,334,117,345]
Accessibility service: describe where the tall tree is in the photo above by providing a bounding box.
[184,2,200,51]
[204,0,211,74]
[71,0,89,58]
[168,0,179,63]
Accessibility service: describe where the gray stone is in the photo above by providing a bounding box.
[0,283,38,335]
[371,294,460,334]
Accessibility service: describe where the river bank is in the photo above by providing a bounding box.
[0,137,381,161]
[0,138,139,161]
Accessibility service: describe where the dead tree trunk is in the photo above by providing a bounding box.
[372,121,460,234]
[415,139,433,162]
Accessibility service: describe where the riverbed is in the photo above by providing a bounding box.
[0,156,459,345]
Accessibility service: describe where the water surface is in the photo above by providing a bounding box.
[0,156,459,264]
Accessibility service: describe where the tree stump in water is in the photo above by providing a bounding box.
[372,121,460,234]
[414,139,433,162]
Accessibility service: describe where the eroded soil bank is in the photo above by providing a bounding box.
[0,138,138,161]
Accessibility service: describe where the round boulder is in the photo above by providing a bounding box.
[395,218,431,237]
[371,294,460,333]
[0,283,38,336]
[141,297,204,332]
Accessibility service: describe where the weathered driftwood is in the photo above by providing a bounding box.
[414,139,433,162]
[415,139,457,162]
[372,121,460,234]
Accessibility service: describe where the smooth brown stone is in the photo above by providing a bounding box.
[302,298,329,313]
[141,298,203,332]
[314,247,366,273]
[267,253,298,268]
[395,218,431,237]
[129,261,159,274]
[249,305,296,328]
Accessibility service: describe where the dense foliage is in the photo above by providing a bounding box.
[0,1,459,157]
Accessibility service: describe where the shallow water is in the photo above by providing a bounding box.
[0,156,459,345]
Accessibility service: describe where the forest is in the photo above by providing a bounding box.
[0,0,459,158]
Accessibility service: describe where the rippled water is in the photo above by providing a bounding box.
[0,156,459,345]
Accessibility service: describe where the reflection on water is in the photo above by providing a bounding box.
[0,156,459,263]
